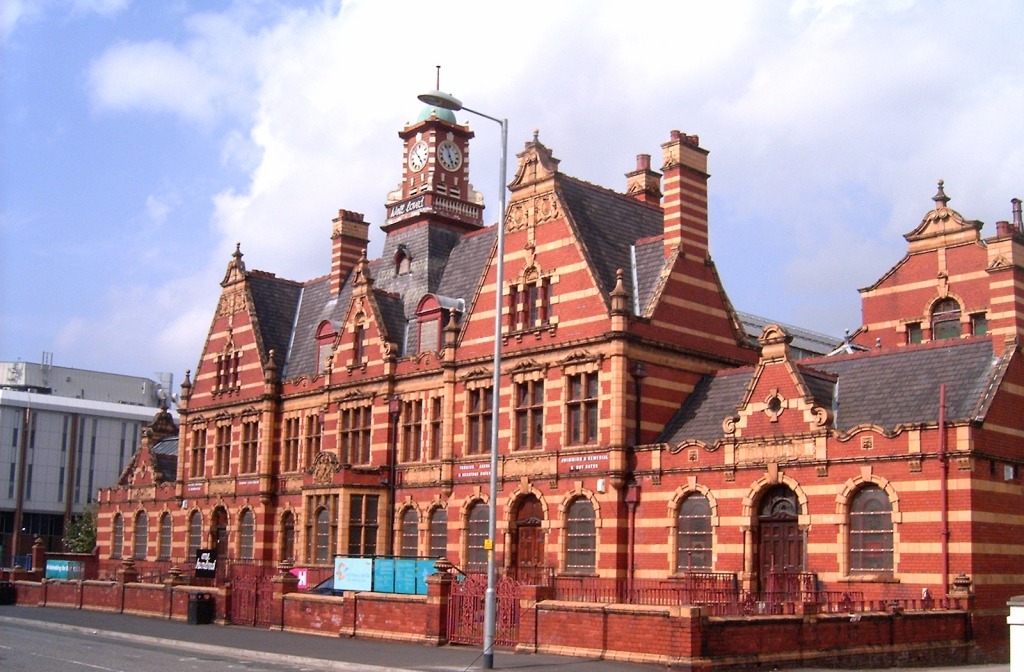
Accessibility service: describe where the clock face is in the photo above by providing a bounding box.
[437,140,463,171]
[408,141,428,172]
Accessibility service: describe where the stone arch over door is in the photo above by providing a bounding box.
[509,493,546,581]
[754,484,802,598]
[211,505,229,560]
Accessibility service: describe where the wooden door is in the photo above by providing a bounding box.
[511,496,545,582]
[756,486,802,599]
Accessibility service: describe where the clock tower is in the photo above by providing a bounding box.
[384,105,484,233]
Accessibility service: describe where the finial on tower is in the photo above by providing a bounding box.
[932,180,950,208]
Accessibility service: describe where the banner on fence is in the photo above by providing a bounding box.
[334,556,373,591]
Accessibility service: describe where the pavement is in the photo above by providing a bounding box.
[0,603,1012,672]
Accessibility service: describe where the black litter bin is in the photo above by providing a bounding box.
[187,592,214,624]
[0,581,14,605]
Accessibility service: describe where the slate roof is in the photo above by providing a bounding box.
[281,276,338,379]
[559,177,665,301]
[150,437,178,482]
[248,273,304,373]
[810,338,999,431]
[250,157,738,382]
[634,236,667,314]
[659,338,1002,446]
[738,312,842,358]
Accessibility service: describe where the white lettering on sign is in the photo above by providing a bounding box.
[388,196,426,219]
[455,462,492,479]
[558,453,609,472]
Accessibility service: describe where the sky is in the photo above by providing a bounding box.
[2,0,1023,389]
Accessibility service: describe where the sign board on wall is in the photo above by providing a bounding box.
[333,556,373,591]
[45,559,84,580]
[194,549,217,578]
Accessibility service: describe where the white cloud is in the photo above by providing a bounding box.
[39,0,1024,378]
[88,9,261,124]
[71,0,130,16]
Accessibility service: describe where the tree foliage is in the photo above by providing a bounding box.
[63,505,97,553]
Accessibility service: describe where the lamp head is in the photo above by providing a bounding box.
[417,90,463,111]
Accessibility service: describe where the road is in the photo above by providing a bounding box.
[1,618,335,672]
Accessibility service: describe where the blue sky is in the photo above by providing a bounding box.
[3,0,1023,388]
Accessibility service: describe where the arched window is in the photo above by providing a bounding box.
[111,513,124,559]
[400,508,418,558]
[466,502,489,571]
[565,498,596,575]
[188,511,203,559]
[316,321,337,372]
[133,511,148,561]
[849,484,893,573]
[281,511,296,562]
[429,508,448,559]
[239,509,255,560]
[931,298,961,341]
[676,494,712,571]
[395,247,412,275]
[314,508,331,564]
[158,513,172,561]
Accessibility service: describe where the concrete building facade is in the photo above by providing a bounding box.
[1,359,164,564]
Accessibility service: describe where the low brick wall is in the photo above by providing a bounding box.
[7,578,987,669]
[11,579,224,623]
[84,581,127,612]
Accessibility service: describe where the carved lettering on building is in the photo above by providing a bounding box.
[735,440,813,465]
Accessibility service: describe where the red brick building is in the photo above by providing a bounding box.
[97,105,1024,654]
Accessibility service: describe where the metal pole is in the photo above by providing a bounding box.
[416,90,507,668]
[481,113,508,670]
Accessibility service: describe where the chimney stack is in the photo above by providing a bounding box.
[331,209,370,294]
[660,131,709,258]
[625,154,662,207]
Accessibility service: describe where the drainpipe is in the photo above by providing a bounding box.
[939,384,949,598]
[625,484,640,595]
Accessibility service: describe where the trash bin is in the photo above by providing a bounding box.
[0,581,14,605]
[187,592,214,624]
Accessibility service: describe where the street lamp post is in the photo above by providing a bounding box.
[418,89,507,670]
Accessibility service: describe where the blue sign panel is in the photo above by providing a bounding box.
[45,559,84,580]
[415,559,437,595]
[393,558,418,594]
[333,557,373,591]
[372,558,395,593]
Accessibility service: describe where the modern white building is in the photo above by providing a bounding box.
[0,357,167,565]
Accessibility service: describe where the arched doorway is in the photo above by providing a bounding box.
[510,495,545,582]
[756,485,802,599]
[211,506,229,560]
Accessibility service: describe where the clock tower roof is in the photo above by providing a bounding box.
[416,104,457,124]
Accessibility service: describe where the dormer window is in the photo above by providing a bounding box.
[970,312,988,336]
[394,246,412,276]
[315,321,337,372]
[931,298,961,340]
[414,294,454,354]
[906,322,923,345]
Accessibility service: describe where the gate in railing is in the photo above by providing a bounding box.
[446,573,521,648]
[229,563,275,627]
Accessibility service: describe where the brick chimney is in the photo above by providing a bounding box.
[660,131,709,258]
[331,209,370,294]
[625,154,662,207]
